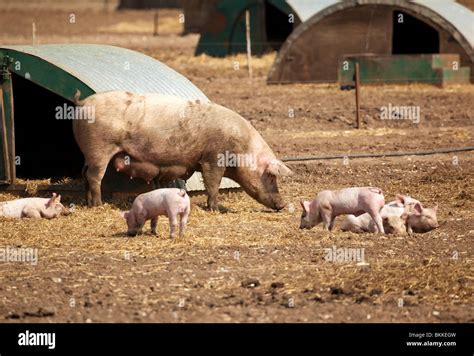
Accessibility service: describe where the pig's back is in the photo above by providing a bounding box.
[381,202,404,217]
[135,188,187,216]
[0,198,48,218]
[82,91,260,152]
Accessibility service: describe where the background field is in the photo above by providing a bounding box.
[0,2,472,322]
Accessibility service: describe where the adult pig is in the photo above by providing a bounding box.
[73,91,292,210]
[0,193,70,219]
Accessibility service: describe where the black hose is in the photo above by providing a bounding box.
[281,146,474,162]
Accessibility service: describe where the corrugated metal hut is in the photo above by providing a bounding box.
[0,44,239,195]
[194,0,332,56]
[268,0,474,84]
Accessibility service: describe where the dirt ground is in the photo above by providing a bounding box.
[0,3,473,323]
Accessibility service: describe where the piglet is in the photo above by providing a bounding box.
[300,187,385,233]
[369,214,408,235]
[121,188,190,238]
[341,194,419,233]
[401,202,439,233]
[362,199,438,234]
[0,193,70,219]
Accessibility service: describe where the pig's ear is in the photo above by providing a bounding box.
[266,160,293,176]
[56,194,61,203]
[119,211,129,219]
[300,200,311,213]
[413,203,423,215]
[395,194,405,207]
[400,212,409,221]
[300,199,306,211]
[46,194,57,207]
[432,204,438,213]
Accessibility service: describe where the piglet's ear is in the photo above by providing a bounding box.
[400,212,409,221]
[300,200,311,213]
[395,194,405,207]
[119,211,129,219]
[46,193,58,207]
[413,203,423,215]
[300,199,306,211]
[266,159,293,176]
[432,204,438,213]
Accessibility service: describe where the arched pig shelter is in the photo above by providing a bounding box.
[0,44,239,195]
[268,0,474,83]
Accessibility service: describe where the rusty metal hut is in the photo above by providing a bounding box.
[268,0,474,84]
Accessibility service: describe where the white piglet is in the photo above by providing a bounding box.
[300,187,385,233]
[121,188,190,238]
[0,193,69,219]
[341,194,439,234]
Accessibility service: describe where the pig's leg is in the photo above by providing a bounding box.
[179,213,188,238]
[22,207,41,219]
[85,150,119,206]
[82,165,91,204]
[320,208,333,231]
[368,210,385,234]
[85,163,108,206]
[169,215,179,239]
[328,217,336,231]
[135,214,146,235]
[200,162,225,211]
[150,216,158,235]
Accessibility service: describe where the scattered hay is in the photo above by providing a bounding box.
[0,154,472,322]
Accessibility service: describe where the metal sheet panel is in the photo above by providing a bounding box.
[286,0,340,22]
[414,0,474,48]
[0,44,208,100]
[286,1,474,47]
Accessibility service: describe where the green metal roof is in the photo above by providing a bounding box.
[0,44,208,101]
[194,0,342,57]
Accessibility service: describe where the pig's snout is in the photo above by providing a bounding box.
[62,208,72,216]
[274,202,286,211]
[127,230,138,237]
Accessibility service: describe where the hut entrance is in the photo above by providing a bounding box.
[265,1,294,51]
[392,10,439,54]
[11,73,84,180]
